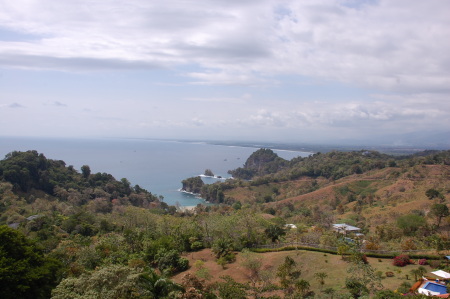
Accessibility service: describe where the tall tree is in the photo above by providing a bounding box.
[345,246,383,298]
[0,225,61,299]
[81,165,91,178]
[429,203,450,228]
[276,256,301,296]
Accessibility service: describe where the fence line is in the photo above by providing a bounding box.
[251,242,432,254]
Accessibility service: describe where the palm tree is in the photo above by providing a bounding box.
[140,270,184,298]
[411,266,427,281]
[410,266,427,281]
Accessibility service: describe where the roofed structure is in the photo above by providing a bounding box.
[333,223,361,234]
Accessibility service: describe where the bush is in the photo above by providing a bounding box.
[418,259,428,265]
[155,249,189,275]
[361,254,369,264]
[429,260,442,268]
[393,255,410,267]
[397,281,412,294]
[178,258,189,272]
[190,241,203,251]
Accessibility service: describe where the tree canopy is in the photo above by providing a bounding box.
[0,225,61,299]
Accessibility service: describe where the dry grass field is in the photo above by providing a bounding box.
[173,248,442,296]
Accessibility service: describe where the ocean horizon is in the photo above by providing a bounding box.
[0,136,311,206]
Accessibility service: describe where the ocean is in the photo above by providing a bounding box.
[0,137,311,206]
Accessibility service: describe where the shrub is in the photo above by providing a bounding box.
[155,249,189,274]
[397,281,412,294]
[418,259,427,265]
[178,258,189,272]
[361,254,369,264]
[429,260,441,268]
[393,255,410,267]
[190,241,203,251]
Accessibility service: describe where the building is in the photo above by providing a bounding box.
[333,223,361,235]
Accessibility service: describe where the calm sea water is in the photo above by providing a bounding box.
[0,137,310,206]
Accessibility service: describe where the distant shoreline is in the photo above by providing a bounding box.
[141,138,443,156]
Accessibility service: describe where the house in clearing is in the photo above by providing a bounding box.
[333,223,361,236]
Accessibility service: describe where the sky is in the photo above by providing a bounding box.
[0,0,449,145]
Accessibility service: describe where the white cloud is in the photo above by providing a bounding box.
[0,0,449,143]
[0,0,447,92]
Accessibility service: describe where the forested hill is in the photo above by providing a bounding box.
[182,148,450,204]
[0,150,170,212]
[229,148,450,182]
[228,148,289,179]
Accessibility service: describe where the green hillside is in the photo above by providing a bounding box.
[1,149,449,298]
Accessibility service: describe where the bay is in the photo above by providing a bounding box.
[0,137,311,206]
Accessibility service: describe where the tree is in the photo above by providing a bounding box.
[346,246,383,298]
[240,249,263,291]
[373,289,404,299]
[314,272,328,288]
[52,265,183,299]
[212,238,235,268]
[346,277,369,298]
[264,223,286,242]
[81,165,91,178]
[410,266,427,281]
[276,256,301,296]
[154,248,189,275]
[215,276,248,299]
[426,188,442,200]
[429,203,450,228]
[322,287,336,299]
[396,214,426,236]
[295,279,311,297]
[212,238,234,260]
[0,225,61,299]
[179,273,213,299]
[141,270,184,298]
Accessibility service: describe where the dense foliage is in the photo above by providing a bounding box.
[0,150,165,212]
[181,176,204,194]
[228,149,450,183]
[228,148,288,179]
[0,225,61,299]
[1,148,450,298]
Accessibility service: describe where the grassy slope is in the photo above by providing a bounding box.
[225,165,450,232]
[173,248,438,295]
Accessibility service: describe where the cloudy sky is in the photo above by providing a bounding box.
[0,0,449,145]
